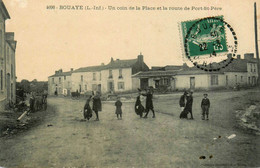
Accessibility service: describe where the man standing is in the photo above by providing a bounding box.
[179,91,188,119]
[201,93,210,120]
[143,87,155,118]
[184,90,194,120]
[92,91,102,121]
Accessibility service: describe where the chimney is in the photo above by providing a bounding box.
[237,55,241,59]
[111,57,114,63]
[71,68,73,72]
[59,69,63,73]
[138,52,144,63]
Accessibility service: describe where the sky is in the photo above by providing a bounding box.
[2,0,260,81]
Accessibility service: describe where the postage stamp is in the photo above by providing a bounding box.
[180,16,238,71]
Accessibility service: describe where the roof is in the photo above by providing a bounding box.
[220,59,252,73]
[49,71,72,77]
[0,1,10,20]
[105,59,137,69]
[73,65,106,73]
[133,70,178,78]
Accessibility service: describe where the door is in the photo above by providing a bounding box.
[226,75,228,86]
[190,77,195,90]
[140,78,148,90]
[171,78,175,90]
[98,84,101,93]
[108,81,114,93]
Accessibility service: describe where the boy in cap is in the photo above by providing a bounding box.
[201,93,210,120]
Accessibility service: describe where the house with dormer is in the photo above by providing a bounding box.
[48,53,149,95]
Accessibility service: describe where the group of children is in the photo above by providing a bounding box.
[83,89,211,121]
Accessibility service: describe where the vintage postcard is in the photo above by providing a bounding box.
[0,0,259,167]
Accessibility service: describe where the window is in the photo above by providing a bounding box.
[118,82,125,90]
[241,76,243,82]
[163,78,169,85]
[52,78,54,84]
[85,85,87,90]
[59,77,61,84]
[81,75,83,82]
[109,70,113,78]
[99,73,101,81]
[248,77,251,84]
[64,76,66,80]
[79,85,82,92]
[0,70,3,90]
[68,81,70,87]
[93,72,96,81]
[11,64,13,78]
[254,64,256,72]
[235,75,237,83]
[119,69,123,78]
[211,75,218,85]
[251,64,253,72]
[6,47,9,63]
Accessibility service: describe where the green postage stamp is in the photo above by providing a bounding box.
[180,16,238,71]
[181,16,228,57]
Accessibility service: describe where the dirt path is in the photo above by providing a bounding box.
[0,90,259,168]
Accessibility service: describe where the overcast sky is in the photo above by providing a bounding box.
[3,0,260,81]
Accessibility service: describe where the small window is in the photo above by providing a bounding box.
[118,82,125,90]
[64,76,66,80]
[248,77,251,84]
[52,78,54,84]
[119,69,123,78]
[211,75,218,85]
[109,70,113,78]
[251,64,253,72]
[81,75,83,82]
[59,77,61,84]
[93,73,96,81]
[99,73,101,81]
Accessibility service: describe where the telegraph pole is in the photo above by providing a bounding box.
[254,2,260,85]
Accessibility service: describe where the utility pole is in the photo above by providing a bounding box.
[254,2,260,86]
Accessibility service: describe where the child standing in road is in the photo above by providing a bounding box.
[201,93,210,120]
[115,97,122,120]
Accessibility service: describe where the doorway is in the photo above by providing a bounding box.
[190,77,195,90]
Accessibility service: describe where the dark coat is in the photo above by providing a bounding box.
[201,98,210,107]
[115,100,122,114]
[179,95,186,107]
[184,95,193,112]
[142,93,154,109]
[92,95,102,112]
[135,96,145,115]
[83,101,92,120]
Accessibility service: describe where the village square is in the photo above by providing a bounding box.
[0,0,260,167]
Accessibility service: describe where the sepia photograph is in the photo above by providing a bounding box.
[0,0,259,167]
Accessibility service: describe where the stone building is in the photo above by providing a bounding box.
[48,53,149,95]
[48,69,73,96]
[133,54,258,91]
[0,1,17,110]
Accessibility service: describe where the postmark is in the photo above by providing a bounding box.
[181,16,238,71]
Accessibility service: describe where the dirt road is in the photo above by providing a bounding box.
[0,90,259,168]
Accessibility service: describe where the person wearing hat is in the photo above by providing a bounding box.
[201,93,210,120]
[184,90,194,119]
[142,86,155,118]
[135,89,145,118]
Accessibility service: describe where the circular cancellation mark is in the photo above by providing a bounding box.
[182,16,238,71]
